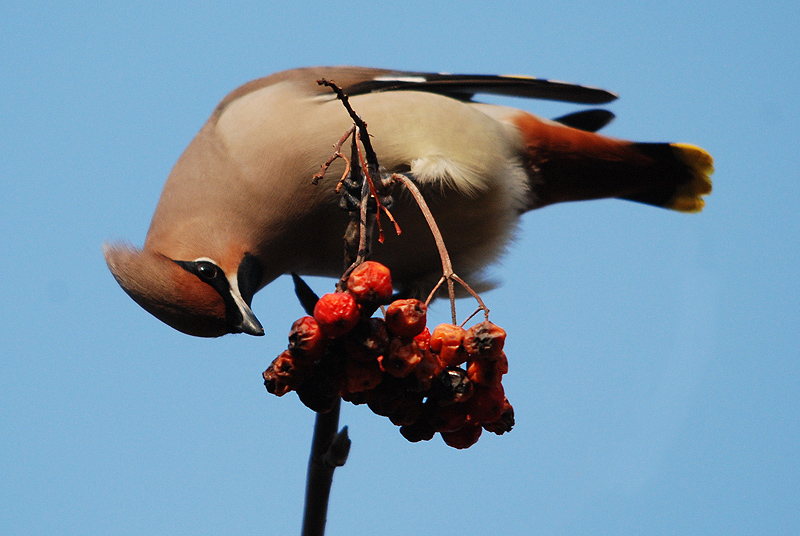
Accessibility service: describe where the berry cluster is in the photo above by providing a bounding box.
[263,261,514,449]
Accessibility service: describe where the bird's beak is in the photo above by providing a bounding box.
[231,253,264,336]
[230,286,265,336]
[228,274,264,336]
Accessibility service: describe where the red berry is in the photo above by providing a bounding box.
[463,321,506,360]
[440,422,483,449]
[288,316,325,362]
[313,292,360,338]
[413,327,431,351]
[379,338,423,378]
[465,382,505,424]
[430,324,468,367]
[346,261,393,305]
[384,299,428,338]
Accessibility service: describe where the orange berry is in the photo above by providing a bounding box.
[430,324,468,367]
[405,350,445,393]
[463,321,506,360]
[288,316,325,362]
[313,292,360,338]
[466,352,508,386]
[465,382,506,424]
[440,422,483,449]
[346,261,393,305]
[380,338,423,378]
[384,299,428,338]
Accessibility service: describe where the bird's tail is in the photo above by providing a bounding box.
[513,113,713,212]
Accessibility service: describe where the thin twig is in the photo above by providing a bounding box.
[312,126,355,186]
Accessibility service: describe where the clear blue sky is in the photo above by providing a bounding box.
[2,2,798,535]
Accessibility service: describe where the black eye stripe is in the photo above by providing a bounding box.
[174,259,227,288]
[171,256,255,333]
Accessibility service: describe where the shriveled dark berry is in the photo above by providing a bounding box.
[463,321,506,360]
[263,350,309,396]
[343,357,383,394]
[482,398,515,435]
[288,316,325,362]
[388,391,425,426]
[296,381,339,413]
[431,367,474,405]
[365,376,408,417]
[344,318,389,363]
[399,418,436,443]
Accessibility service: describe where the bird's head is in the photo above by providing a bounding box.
[103,243,265,337]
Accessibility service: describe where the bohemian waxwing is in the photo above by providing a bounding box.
[104,66,713,337]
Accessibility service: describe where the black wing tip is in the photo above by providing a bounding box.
[553,109,616,132]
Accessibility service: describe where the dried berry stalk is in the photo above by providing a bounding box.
[390,173,489,326]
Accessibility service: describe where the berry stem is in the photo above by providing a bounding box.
[390,174,490,323]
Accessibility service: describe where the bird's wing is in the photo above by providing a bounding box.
[327,67,618,105]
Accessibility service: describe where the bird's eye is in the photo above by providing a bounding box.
[195,261,219,280]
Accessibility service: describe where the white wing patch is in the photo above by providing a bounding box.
[373,75,428,83]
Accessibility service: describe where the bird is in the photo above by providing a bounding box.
[104,66,713,338]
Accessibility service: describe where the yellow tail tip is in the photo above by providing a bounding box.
[668,143,714,213]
